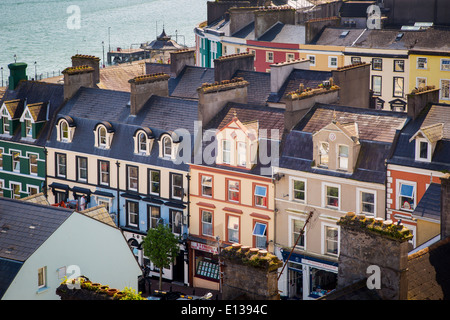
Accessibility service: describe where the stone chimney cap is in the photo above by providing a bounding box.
[71,54,101,62]
[62,65,94,75]
[215,52,254,62]
[197,77,249,94]
[128,73,170,84]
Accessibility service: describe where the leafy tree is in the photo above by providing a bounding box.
[142,223,180,291]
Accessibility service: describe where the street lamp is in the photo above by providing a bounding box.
[102,41,105,68]
[1,67,3,87]
[108,27,111,52]
[34,61,37,80]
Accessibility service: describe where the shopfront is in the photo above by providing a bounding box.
[281,250,338,300]
[189,240,221,291]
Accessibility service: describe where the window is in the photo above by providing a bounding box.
[398,182,415,211]
[0,180,3,197]
[415,138,431,162]
[138,132,147,153]
[325,225,339,255]
[250,49,256,60]
[328,56,338,68]
[351,57,361,64]
[292,219,305,248]
[201,210,213,237]
[325,185,339,209]
[11,182,21,199]
[56,153,66,178]
[417,57,427,69]
[227,215,240,243]
[0,148,3,169]
[393,77,404,97]
[441,59,450,71]
[338,145,349,170]
[171,173,183,200]
[55,191,67,203]
[440,79,450,100]
[148,205,160,229]
[2,109,10,134]
[12,151,20,172]
[254,185,267,208]
[99,160,110,186]
[266,51,274,63]
[372,75,382,96]
[163,136,172,158]
[292,179,305,202]
[127,165,138,191]
[417,77,427,89]
[97,197,111,212]
[237,142,246,166]
[29,154,38,175]
[98,126,107,148]
[38,267,47,289]
[28,185,38,196]
[201,175,212,197]
[286,53,295,62]
[227,180,240,202]
[372,58,382,71]
[394,60,404,72]
[360,191,375,215]
[25,119,32,138]
[171,209,182,234]
[253,222,267,249]
[148,169,160,195]
[60,120,69,141]
[319,142,329,167]
[222,140,231,164]
[307,55,316,66]
[77,157,87,182]
[127,201,139,228]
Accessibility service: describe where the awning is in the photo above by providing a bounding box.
[48,182,70,191]
[93,190,115,198]
[121,192,141,200]
[142,197,164,205]
[165,201,186,209]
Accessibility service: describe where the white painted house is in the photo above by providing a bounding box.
[0,197,142,300]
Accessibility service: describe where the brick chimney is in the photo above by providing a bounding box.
[440,174,450,239]
[336,212,413,300]
[407,86,440,120]
[170,49,195,78]
[219,244,283,300]
[332,62,371,108]
[128,73,170,115]
[214,52,255,82]
[197,77,248,125]
[62,65,96,100]
[71,54,101,85]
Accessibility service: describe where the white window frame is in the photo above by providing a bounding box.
[162,135,172,158]
[171,173,183,200]
[127,165,138,192]
[322,182,341,211]
[148,169,160,196]
[417,57,428,70]
[415,137,432,162]
[27,152,39,176]
[96,196,112,213]
[396,179,416,212]
[27,184,39,196]
[138,132,147,154]
[127,201,139,228]
[441,58,450,71]
[0,179,4,197]
[319,141,329,168]
[227,179,240,203]
[201,175,213,197]
[266,51,274,63]
[307,55,316,66]
[237,141,246,167]
[77,157,88,182]
[99,160,109,186]
[222,139,231,164]
[227,215,240,243]
[60,120,69,141]
[0,147,3,169]
[98,126,107,148]
[337,144,349,171]
[201,210,213,237]
[328,56,338,68]
[286,53,295,62]
[11,150,21,173]
[2,108,10,135]
[252,222,267,249]
[289,215,307,250]
[440,79,450,100]
[356,188,377,216]
[289,176,307,203]
[10,182,21,199]
[254,185,268,208]
[38,266,47,289]
[321,222,340,256]
[56,153,66,178]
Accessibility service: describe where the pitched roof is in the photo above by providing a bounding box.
[412,183,441,222]
[26,102,48,122]
[257,22,306,44]
[0,257,23,300]
[80,205,116,227]
[2,99,25,119]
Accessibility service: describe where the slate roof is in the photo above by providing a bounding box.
[233,69,271,105]
[232,21,255,39]
[169,66,215,99]
[387,103,450,172]
[280,103,409,184]
[412,183,441,222]
[0,81,64,146]
[257,22,306,44]
[46,86,198,171]
[0,258,23,299]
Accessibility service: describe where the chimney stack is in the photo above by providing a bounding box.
[332,62,371,108]
[8,62,28,90]
[62,65,96,100]
[407,86,440,120]
[71,54,101,84]
[337,212,413,300]
[170,49,195,78]
[128,73,170,115]
[270,58,311,95]
[214,52,255,83]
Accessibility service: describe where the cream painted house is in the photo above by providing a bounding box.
[273,103,408,300]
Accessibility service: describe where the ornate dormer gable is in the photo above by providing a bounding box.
[0,99,25,135]
[216,113,259,169]
[133,127,154,156]
[158,131,181,160]
[19,101,48,140]
[56,116,76,143]
[409,123,444,162]
[94,121,114,149]
[312,119,361,173]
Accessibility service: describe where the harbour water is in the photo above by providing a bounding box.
[0,0,206,80]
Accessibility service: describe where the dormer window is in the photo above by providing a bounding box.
[415,138,431,162]
[25,119,32,137]
[56,117,76,143]
[61,121,69,141]
[338,145,349,170]
[409,123,443,163]
[163,136,172,158]
[133,128,154,156]
[237,142,246,166]
[222,140,231,164]
[94,122,114,149]
[1,108,10,135]
[139,133,147,152]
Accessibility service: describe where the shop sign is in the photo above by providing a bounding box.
[191,241,218,254]
[301,258,338,273]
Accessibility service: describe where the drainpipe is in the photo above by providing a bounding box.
[44,147,48,200]
[116,161,120,226]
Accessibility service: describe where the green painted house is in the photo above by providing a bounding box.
[0,63,64,199]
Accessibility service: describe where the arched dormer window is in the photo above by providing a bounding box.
[56,116,76,143]
[163,136,172,158]
[133,127,154,156]
[158,131,181,160]
[94,122,114,149]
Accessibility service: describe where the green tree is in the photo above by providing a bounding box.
[142,223,180,291]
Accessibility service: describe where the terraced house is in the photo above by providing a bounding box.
[45,56,196,285]
[0,62,64,199]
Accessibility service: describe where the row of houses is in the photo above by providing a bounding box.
[1,47,448,300]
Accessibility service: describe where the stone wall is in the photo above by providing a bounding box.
[219,244,282,300]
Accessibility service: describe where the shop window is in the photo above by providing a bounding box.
[398,182,415,211]
[227,180,240,202]
[254,185,267,208]
[195,253,220,281]
[201,210,213,237]
[309,269,337,299]
[253,222,267,249]
[55,190,67,204]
